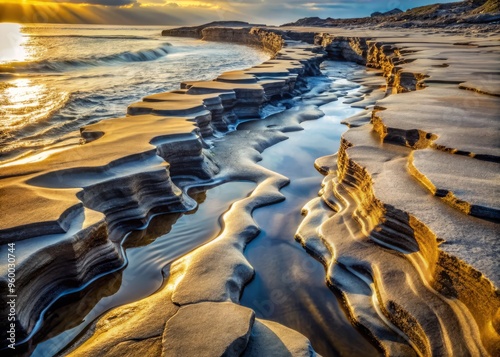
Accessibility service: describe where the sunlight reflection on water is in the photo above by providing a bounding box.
[0,23,28,64]
[0,77,71,145]
[0,24,269,163]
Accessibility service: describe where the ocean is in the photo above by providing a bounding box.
[0,23,268,164]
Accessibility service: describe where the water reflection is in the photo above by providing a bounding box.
[0,78,71,153]
[27,181,254,357]
[0,24,269,163]
[0,23,28,64]
[240,62,380,356]
[14,209,190,357]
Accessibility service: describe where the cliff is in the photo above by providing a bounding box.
[163,22,320,55]
[161,21,265,38]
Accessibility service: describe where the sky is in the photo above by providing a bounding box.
[0,0,460,26]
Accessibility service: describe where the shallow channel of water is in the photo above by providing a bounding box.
[240,61,380,356]
[31,60,379,357]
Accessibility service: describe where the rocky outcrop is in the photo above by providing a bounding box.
[69,24,499,357]
[0,117,201,347]
[471,0,500,13]
[371,8,403,17]
[315,34,428,93]
[163,24,319,55]
[3,21,499,357]
[408,149,500,220]
[162,302,255,356]
[315,36,368,65]
[282,0,500,29]
[64,105,322,356]
[203,27,284,54]
[63,25,500,356]
[161,21,265,38]
[295,28,499,356]
[298,132,499,356]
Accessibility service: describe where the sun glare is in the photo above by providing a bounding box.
[0,1,107,25]
[0,23,28,64]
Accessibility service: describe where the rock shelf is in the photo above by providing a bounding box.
[294,28,500,356]
[156,23,498,357]
[0,32,325,355]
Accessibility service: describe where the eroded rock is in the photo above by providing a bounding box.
[162,302,255,357]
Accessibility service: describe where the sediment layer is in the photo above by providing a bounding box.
[65,25,499,356]
[63,100,321,357]
[294,28,500,356]
[161,21,265,38]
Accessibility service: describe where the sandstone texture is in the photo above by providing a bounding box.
[56,35,331,357]
[162,302,255,357]
[66,23,499,356]
[291,26,499,357]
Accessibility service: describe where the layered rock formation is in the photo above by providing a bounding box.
[294,29,500,356]
[2,18,499,357]
[59,40,328,356]
[161,21,265,38]
[156,22,499,356]
[0,30,325,355]
[0,115,202,347]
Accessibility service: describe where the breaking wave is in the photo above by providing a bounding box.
[0,43,172,73]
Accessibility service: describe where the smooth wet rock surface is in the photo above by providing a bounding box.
[162,302,255,357]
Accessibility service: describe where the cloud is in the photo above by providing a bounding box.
[39,0,138,6]
[0,1,222,25]
[0,0,460,25]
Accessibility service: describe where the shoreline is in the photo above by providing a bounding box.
[1,23,499,356]
[70,26,499,356]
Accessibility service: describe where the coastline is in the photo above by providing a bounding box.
[1,22,499,356]
[0,30,326,356]
[93,26,500,355]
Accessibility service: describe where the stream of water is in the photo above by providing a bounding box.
[32,182,255,356]
[240,61,380,356]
